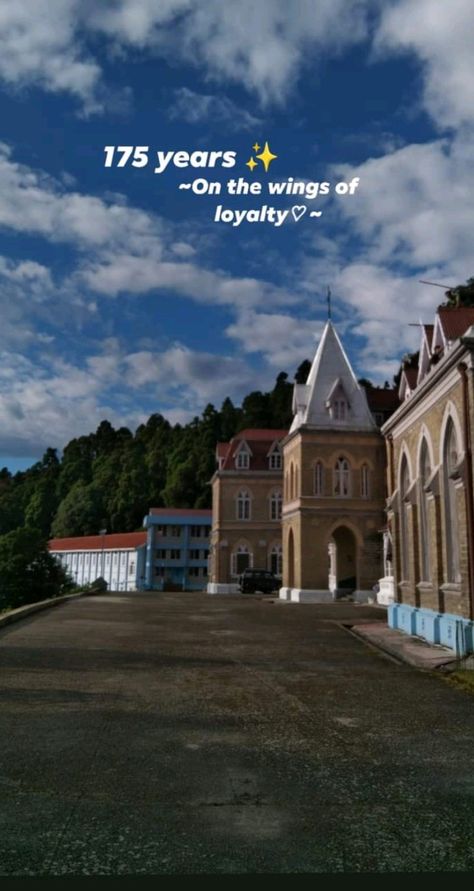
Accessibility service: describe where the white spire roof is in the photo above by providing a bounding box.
[290,320,376,433]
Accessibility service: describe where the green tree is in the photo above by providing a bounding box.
[52,481,104,537]
[0,527,73,610]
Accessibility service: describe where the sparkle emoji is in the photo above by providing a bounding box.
[246,156,258,171]
[256,141,277,172]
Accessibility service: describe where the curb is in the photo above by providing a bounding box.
[0,591,86,630]
[349,622,458,671]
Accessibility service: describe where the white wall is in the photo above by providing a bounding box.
[52,548,141,591]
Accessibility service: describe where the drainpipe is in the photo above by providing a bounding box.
[458,362,474,620]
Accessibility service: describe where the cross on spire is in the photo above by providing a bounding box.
[327,287,332,320]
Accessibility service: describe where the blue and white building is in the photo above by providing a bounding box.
[143,508,212,591]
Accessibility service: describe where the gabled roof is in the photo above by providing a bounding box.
[290,320,376,433]
[217,428,287,471]
[49,532,147,551]
[438,307,474,341]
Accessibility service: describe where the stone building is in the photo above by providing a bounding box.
[207,428,287,594]
[279,320,388,603]
[383,306,474,656]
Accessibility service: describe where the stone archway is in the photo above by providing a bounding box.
[329,526,357,597]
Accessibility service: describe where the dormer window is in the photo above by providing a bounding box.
[235,442,251,469]
[333,399,347,420]
[325,379,350,422]
[236,451,249,469]
[268,444,282,470]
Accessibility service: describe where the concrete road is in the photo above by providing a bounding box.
[0,592,473,874]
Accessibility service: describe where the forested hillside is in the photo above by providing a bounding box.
[0,367,308,541]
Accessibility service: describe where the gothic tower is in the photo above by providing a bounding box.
[280,320,386,602]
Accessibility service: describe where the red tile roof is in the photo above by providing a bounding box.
[404,368,418,389]
[233,428,288,441]
[423,324,434,348]
[438,307,474,341]
[218,428,287,472]
[149,508,212,517]
[49,532,146,551]
[365,388,400,411]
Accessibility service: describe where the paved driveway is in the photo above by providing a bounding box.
[0,592,473,874]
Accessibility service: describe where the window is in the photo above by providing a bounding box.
[400,455,410,581]
[169,525,181,537]
[235,448,250,469]
[419,440,431,581]
[188,567,199,577]
[169,549,181,560]
[270,491,282,520]
[129,561,135,576]
[156,549,167,559]
[443,419,460,583]
[189,549,200,560]
[203,549,209,560]
[333,399,347,420]
[314,462,324,495]
[237,490,251,520]
[270,545,283,576]
[190,525,200,537]
[361,464,369,498]
[334,457,350,496]
[269,449,282,470]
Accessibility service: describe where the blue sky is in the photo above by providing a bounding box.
[1,0,473,472]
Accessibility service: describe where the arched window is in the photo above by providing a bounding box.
[361,464,369,498]
[270,491,282,520]
[419,440,431,581]
[314,461,324,495]
[269,545,283,576]
[232,545,251,576]
[400,455,410,581]
[443,419,460,583]
[333,457,350,496]
[290,463,295,500]
[236,490,251,520]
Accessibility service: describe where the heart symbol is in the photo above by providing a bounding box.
[291,205,307,222]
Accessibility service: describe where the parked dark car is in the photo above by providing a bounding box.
[239,568,279,594]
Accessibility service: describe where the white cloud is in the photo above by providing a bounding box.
[169,87,261,129]
[226,311,323,370]
[0,1,373,109]
[333,135,474,274]
[376,0,474,129]
[0,339,264,455]
[0,0,101,111]
[0,144,294,313]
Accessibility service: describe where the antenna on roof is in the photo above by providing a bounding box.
[419,280,455,289]
[327,286,331,320]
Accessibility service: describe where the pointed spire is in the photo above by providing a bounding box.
[291,320,376,432]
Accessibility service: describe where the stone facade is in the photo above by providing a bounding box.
[207,429,286,594]
[280,321,389,603]
[383,310,474,655]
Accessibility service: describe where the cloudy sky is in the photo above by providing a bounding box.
[1,0,473,470]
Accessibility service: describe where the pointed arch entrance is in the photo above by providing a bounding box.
[328,525,357,596]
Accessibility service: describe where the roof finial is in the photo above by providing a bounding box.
[327,286,332,320]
